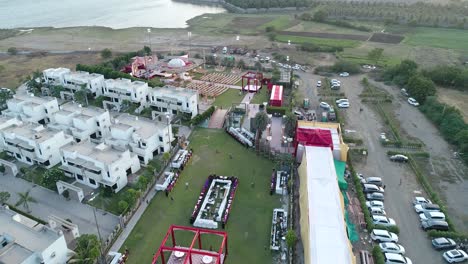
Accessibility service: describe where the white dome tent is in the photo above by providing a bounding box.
[167,58,186,68]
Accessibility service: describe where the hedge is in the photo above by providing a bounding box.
[190,106,215,126]
[372,245,385,264]
[6,203,47,225]
[266,106,288,115]
[427,230,468,241]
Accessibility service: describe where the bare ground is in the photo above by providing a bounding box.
[436,87,468,123]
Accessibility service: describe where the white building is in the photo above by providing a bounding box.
[2,94,59,124]
[60,141,141,192]
[0,206,70,264]
[49,102,111,143]
[43,68,71,86]
[0,122,73,168]
[63,71,106,96]
[106,113,172,165]
[150,86,198,118]
[103,78,150,105]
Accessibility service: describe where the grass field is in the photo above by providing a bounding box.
[250,86,270,104]
[286,21,369,35]
[212,88,244,109]
[121,128,280,264]
[399,27,468,52]
[437,87,468,123]
[275,34,361,48]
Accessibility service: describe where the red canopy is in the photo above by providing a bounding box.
[295,128,333,149]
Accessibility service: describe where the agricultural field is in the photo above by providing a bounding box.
[400,27,468,51]
[436,87,468,122]
[285,20,370,35]
[121,128,280,264]
[275,34,361,48]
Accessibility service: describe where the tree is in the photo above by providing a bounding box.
[0,165,5,175]
[0,191,10,204]
[237,59,246,69]
[406,74,436,103]
[69,234,101,264]
[285,229,297,248]
[253,111,269,151]
[118,200,129,214]
[367,48,384,65]
[254,61,263,71]
[15,190,37,213]
[42,168,66,190]
[283,113,298,138]
[122,188,140,209]
[162,152,171,165]
[50,85,65,98]
[74,84,89,106]
[313,10,328,22]
[25,70,43,95]
[136,175,149,191]
[7,47,18,55]
[100,48,112,59]
[143,46,152,55]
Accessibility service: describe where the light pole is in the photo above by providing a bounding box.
[188,31,192,56]
[147,28,152,53]
[165,112,172,153]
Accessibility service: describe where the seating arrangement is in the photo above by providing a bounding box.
[200,73,241,85]
[186,82,229,97]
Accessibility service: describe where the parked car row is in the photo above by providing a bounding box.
[362,174,413,263]
[412,196,468,262]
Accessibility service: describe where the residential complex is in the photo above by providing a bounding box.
[60,141,141,192]
[48,102,111,143]
[42,68,199,118]
[0,122,73,168]
[103,78,150,105]
[106,113,172,165]
[150,86,199,118]
[2,94,59,124]
[0,206,70,264]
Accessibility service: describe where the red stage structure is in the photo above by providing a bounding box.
[151,225,228,264]
[241,71,263,92]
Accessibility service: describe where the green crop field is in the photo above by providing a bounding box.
[402,27,468,51]
[275,34,361,48]
[121,128,280,264]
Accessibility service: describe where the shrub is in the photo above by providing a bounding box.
[100,48,112,59]
[190,106,215,126]
[427,230,468,240]
[266,106,288,115]
[372,245,385,264]
[7,47,17,55]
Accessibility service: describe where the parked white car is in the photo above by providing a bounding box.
[366,200,385,209]
[443,249,468,263]
[372,215,396,227]
[336,98,349,104]
[319,102,330,109]
[338,101,350,108]
[389,154,408,162]
[408,97,420,106]
[317,80,322,87]
[413,196,431,205]
[384,253,413,264]
[371,229,398,243]
[369,207,387,216]
[379,242,406,255]
[339,72,350,77]
[414,203,441,213]
[419,211,446,222]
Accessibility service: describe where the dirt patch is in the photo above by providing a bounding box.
[229,17,272,29]
[437,87,468,123]
[368,33,404,44]
[279,31,369,41]
[0,52,103,89]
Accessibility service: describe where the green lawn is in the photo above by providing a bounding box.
[290,21,370,35]
[121,129,280,264]
[275,35,361,48]
[212,88,244,109]
[250,86,270,104]
[400,27,468,51]
[257,16,296,31]
[88,187,131,215]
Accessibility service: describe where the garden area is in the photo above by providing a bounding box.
[121,128,281,264]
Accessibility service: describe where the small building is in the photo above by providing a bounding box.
[149,86,198,118]
[105,113,172,165]
[0,206,71,264]
[103,78,150,105]
[48,102,112,143]
[0,122,73,168]
[2,94,59,124]
[43,67,71,86]
[60,141,140,192]
[269,85,283,107]
[62,71,106,96]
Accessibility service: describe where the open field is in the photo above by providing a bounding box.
[0,53,103,89]
[285,21,370,35]
[393,26,468,52]
[275,34,361,48]
[436,87,468,122]
[279,31,369,41]
[121,128,280,264]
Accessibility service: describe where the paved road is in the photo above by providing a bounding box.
[299,73,443,263]
[0,172,120,240]
[372,80,468,232]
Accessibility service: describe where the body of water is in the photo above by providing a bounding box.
[0,0,225,29]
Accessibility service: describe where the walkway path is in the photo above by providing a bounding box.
[208,109,228,129]
[190,79,242,90]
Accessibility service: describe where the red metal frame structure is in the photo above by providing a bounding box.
[151,225,228,264]
[241,71,263,92]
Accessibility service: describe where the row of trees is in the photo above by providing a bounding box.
[421,66,468,91]
[382,59,436,103]
[226,0,309,9]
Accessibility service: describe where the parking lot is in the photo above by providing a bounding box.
[297,71,458,263]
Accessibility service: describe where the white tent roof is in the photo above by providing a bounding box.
[168,58,186,68]
[303,146,353,264]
